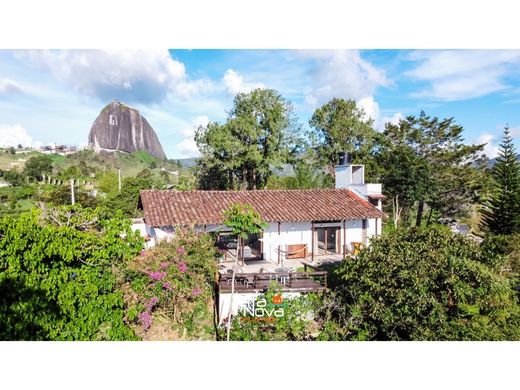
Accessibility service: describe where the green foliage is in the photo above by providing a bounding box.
[481,234,520,290]
[226,285,322,341]
[103,175,153,217]
[481,127,520,235]
[122,228,218,339]
[223,203,267,238]
[378,112,486,226]
[24,155,53,180]
[38,185,100,209]
[0,204,143,340]
[266,159,333,190]
[195,88,303,190]
[132,151,158,166]
[3,169,25,186]
[328,225,520,340]
[309,97,378,172]
[98,171,118,195]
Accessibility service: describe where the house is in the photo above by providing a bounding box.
[136,153,385,320]
[137,153,384,262]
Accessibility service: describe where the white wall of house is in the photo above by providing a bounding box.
[218,291,302,324]
[139,218,381,255]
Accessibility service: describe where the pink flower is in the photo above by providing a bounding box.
[144,296,159,311]
[162,282,173,290]
[177,262,187,273]
[191,288,202,297]
[159,262,169,270]
[177,246,186,255]
[138,311,152,330]
[140,250,146,257]
[148,271,167,281]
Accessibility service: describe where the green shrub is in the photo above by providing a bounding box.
[0,204,143,340]
[328,225,520,340]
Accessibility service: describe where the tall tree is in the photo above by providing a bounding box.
[379,112,485,227]
[309,98,378,175]
[196,89,302,190]
[481,127,520,235]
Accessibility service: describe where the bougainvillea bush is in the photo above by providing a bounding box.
[0,204,143,340]
[123,227,219,340]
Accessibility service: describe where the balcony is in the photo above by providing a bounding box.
[218,271,327,294]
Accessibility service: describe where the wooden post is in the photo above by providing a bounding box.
[277,221,281,265]
[311,222,314,263]
[70,179,75,205]
[118,169,122,192]
[343,220,347,259]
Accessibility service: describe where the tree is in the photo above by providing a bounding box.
[0,204,143,340]
[378,112,485,227]
[222,202,267,341]
[481,127,520,235]
[39,185,100,209]
[24,155,53,181]
[309,98,378,175]
[3,170,24,187]
[17,144,22,149]
[98,171,118,195]
[328,226,520,340]
[103,176,154,217]
[8,146,15,155]
[196,88,303,190]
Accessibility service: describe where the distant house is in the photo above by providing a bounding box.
[137,153,385,262]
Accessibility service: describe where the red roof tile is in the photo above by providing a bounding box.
[140,189,385,226]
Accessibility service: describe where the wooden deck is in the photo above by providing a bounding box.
[218,271,327,293]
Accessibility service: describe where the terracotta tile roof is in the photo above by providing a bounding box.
[140,188,385,226]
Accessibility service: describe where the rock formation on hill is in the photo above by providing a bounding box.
[88,100,166,159]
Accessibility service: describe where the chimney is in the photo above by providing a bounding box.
[338,151,352,166]
[335,152,364,189]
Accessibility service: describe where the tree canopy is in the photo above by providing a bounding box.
[24,155,53,181]
[309,98,378,174]
[377,112,486,226]
[195,88,303,190]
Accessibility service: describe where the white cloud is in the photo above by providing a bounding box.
[476,133,500,159]
[15,50,212,103]
[406,50,520,101]
[178,115,210,158]
[380,112,404,128]
[222,69,265,96]
[0,78,23,95]
[357,95,403,131]
[0,124,41,147]
[297,50,391,108]
[357,96,380,123]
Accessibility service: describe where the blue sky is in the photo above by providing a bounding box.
[1,49,519,159]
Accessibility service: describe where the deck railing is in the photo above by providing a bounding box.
[218,271,327,293]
